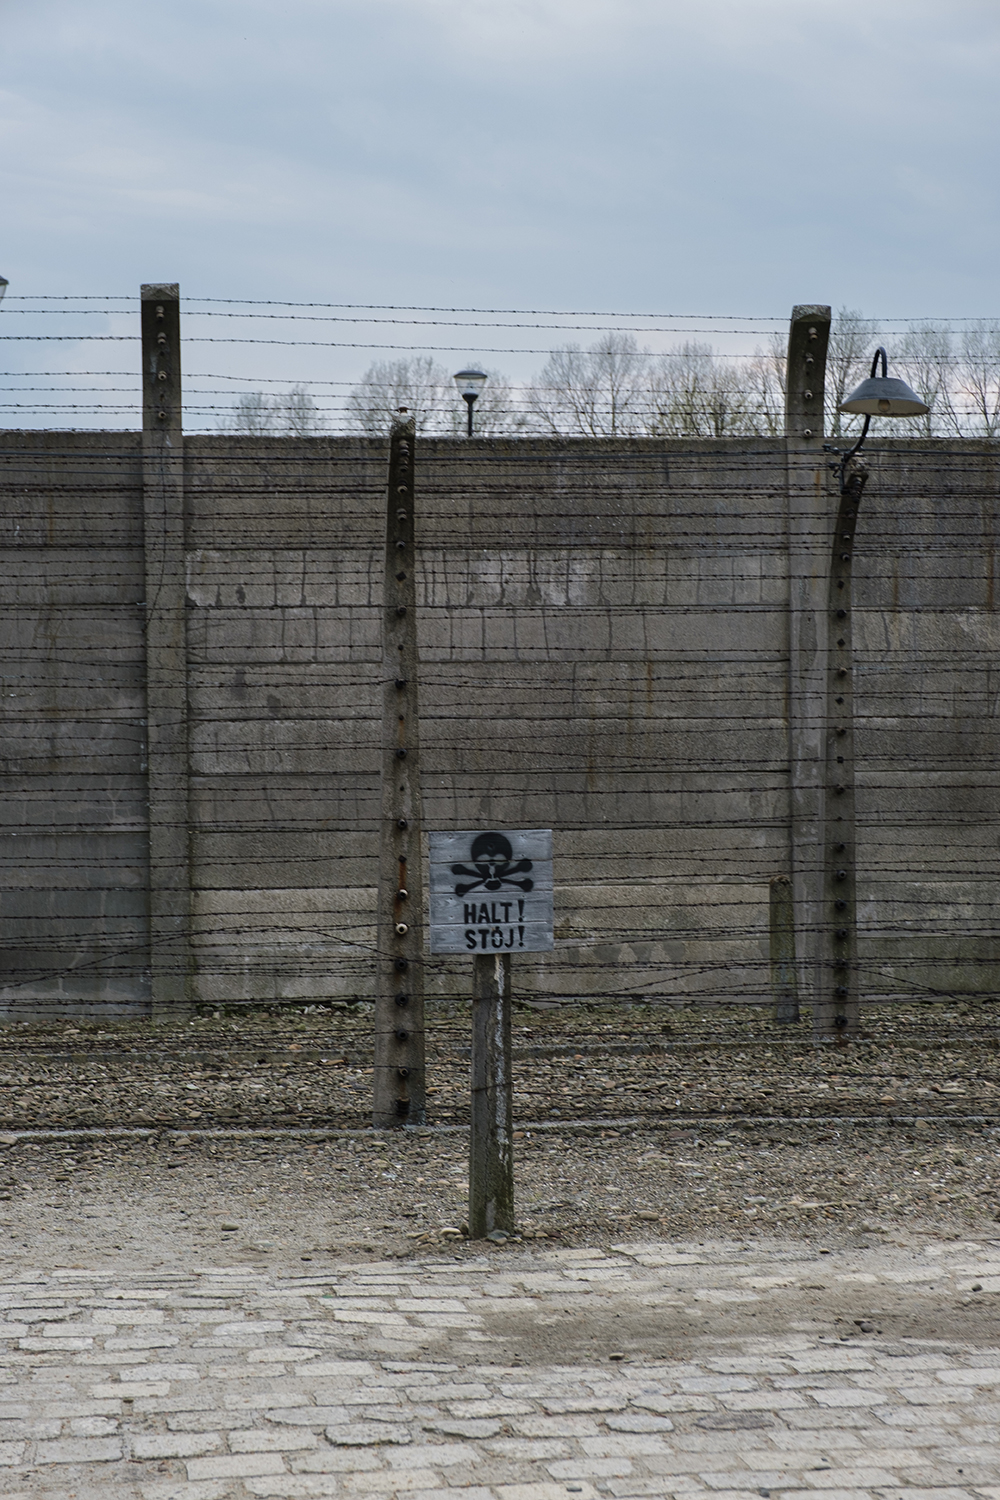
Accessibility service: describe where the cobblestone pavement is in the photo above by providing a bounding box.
[2,1237,1000,1500]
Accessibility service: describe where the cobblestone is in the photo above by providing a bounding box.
[2,1236,1000,1497]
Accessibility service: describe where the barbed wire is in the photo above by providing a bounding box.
[6,294,1000,322]
[1,313,997,1017]
[3,300,1000,440]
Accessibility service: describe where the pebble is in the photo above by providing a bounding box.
[1,1005,999,1259]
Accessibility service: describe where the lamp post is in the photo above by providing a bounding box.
[838,347,928,483]
[0,277,8,305]
[816,348,928,1040]
[453,368,487,436]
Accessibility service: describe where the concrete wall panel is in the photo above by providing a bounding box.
[0,434,148,1017]
[1,430,996,1013]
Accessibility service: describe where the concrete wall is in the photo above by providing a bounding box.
[0,433,149,1015]
[0,430,996,1016]
[849,440,999,1002]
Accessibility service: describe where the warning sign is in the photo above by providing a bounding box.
[428,829,554,955]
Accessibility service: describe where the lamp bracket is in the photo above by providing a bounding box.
[837,346,892,491]
[840,454,869,499]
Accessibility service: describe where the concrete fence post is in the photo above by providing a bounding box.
[373,416,426,1127]
[784,304,832,1033]
[769,875,799,1024]
[814,458,865,1040]
[140,284,193,1022]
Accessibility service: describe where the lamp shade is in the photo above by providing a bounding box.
[0,276,7,306]
[453,368,487,399]
[839,374,928,417]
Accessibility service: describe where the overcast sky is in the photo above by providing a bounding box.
[2,0,999,424]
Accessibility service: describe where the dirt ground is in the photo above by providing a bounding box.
[3,1118,1000,1360]
[2,999,1000,1359]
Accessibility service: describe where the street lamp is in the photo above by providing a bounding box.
[453,368,487,436]
[816,348,929,1039]
[0,276,8,306]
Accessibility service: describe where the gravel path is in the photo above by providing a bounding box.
[2,1001,1000,1254]
[0,1002,998,1134]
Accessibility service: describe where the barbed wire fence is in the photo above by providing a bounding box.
[0,295,997,1058]
[2,296,1000,437]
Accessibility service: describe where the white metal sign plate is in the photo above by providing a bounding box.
[428,829,554,954]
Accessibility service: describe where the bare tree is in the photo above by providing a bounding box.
[956,321,1000,437]
[344,356,451,436]
[526,334,650,437]
[222,384,325,436]
[743,334,787,436]
[223,391,279,436]
[889,324,960,437]
[235,316,1000,444]
[648,341,709,436]
[826,307,881,437]
[649,341,763,437]
[280,385,325,436]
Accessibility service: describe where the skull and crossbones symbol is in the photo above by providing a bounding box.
[451,832,534,898]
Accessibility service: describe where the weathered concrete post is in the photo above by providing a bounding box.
[141,284,193,1022]
[815,457,866,1039]
[769,874,799,1023]
[784,305,832,1037]
[469,951,514,1238]
[373,416,426,1127]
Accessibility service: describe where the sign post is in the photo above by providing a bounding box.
[470,950,513,1238]
[429,830,553,1239]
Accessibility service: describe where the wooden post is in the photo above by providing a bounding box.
[373,416,426,1127]
[769,875,799,1024]
[469,952,514,1238]
[141,284,193,1022]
